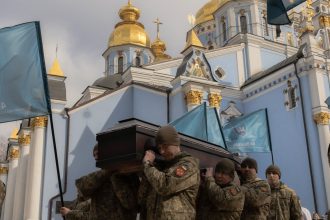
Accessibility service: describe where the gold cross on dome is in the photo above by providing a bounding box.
[154,18,163,39]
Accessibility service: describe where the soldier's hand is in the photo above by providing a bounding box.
[143,150,155,164]
[60,207,71,216]
[205,167,214,177]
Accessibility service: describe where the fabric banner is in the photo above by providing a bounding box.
[0,22,50,123]
[267,0,306,25]
[170,103,226,148]
[223,109,271,153]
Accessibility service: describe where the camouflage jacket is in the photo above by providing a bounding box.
[66,199,91,220]
[0,180,5,217]
[137,175,157,220]
[143,152,200,220]
[76,170,139,220]
[198,177,244,220]
[241,178,271,220]
[267,182,302,220]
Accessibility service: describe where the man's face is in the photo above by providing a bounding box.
[214,172,232,185]
[267,172,280,186]
[93,148,99,160]
[240,165,257,180]
[158,144,179,160]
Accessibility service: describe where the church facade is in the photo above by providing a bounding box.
[1,0,330,219]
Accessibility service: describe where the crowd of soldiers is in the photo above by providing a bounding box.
[60,125,330,220]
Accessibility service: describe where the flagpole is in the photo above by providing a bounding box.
[35,22,66,219]
[265,108,274,164]
[49,113,66,216]
[214,108,228,149]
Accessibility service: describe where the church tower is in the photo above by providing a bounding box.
[103,0,154,75]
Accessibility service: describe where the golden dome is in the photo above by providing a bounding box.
[151,38,171,62]
[108,1,150,47]
[195,0,231,25]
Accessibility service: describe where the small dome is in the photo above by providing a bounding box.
[151,39,171,62]
[108,2,150,48]
[195,0,231,25]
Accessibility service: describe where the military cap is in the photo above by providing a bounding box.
[215,158,235,178]
[241,157,258,172]
[265,164,281,179]
[155,125,180,146]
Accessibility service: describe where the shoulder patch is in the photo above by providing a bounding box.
[229,187,238,196]
[260,186,269,192]
[175,165,188,177]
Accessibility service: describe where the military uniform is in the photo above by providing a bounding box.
[267,182,302,220]
[200,176,245,220]
[66,199,91,220]
[76,170,139,220]
[241,178,271,220]
[0,180,5,217]
[143,152,200,220]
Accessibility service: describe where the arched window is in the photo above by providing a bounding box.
[288,87,297,108]
[223,21,227,41]
[118,56,124,73]
[240,15,248,34]
[135,56,141,67]
[263,16,269,36]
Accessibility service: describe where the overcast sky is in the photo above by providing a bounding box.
[0,0,208,138]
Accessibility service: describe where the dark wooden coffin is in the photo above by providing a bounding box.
[96,118,240,173]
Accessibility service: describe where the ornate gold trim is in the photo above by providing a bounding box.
[185,90,203,106]
[0,167,8,174]
[208,93,222,108]
[313,112,330,125]
[18,134,31,145]
[32,116,48,128]
[9,148,20,160]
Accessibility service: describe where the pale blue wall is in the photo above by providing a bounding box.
[208,53,239,86]
[298,74,328,213]
[243,78,316,212]
[42,112,67,220]
[260,48,286,70]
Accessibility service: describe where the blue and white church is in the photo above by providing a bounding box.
[1,0,330,219]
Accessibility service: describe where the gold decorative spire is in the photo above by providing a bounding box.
[151,18,171,62]
[181,29,205,53]
[49,58,64,77]
[10,128,19,139]
[300,0,315,34]
[108,1,150,47]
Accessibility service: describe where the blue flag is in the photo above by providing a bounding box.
[267,0,306,25]
[223,109,271,153]
[170,103,226,148]
[0,22,50,123]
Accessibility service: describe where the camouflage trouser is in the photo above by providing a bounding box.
[155,212,195,220]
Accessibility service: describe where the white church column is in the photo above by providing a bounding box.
[24,116,48,220]
[1,139,19,220]
[0,162,8,218]
[183,84,204,111]
[12,124,31,220]
[313,111,330,208]
[0,162,8,186]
